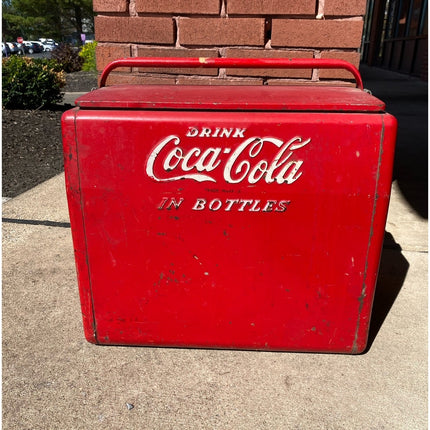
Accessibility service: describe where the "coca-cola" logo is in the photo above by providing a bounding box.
[146,127,311,185]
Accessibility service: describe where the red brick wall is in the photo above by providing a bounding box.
[93,0,366,86]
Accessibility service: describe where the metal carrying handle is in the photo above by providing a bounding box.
[99,57,364,90]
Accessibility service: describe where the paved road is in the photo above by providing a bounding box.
[3,51,51,59]
[4,50,80,59]
[26,51,52,59]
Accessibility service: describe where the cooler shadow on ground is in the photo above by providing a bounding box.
[365,231,410,352]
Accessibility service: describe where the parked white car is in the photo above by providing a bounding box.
[41,43,53,51]
[39,38,58,50]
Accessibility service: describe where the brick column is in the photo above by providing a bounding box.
[93,0,366,86]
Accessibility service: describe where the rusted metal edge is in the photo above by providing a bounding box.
[351,115,386,354]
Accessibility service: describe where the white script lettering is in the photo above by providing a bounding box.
[146,135,311,185]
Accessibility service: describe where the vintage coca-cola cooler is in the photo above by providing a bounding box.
[62,58,397,353]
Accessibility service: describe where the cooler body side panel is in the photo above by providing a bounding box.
[62,109,97,343]
[70,109,393,352]
[351,113,397,353]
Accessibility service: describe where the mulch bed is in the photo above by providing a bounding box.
[2,71,98,198]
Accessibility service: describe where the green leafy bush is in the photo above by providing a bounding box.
[2,56,66,109]
[79,41,98,72]
[51,43,83,73]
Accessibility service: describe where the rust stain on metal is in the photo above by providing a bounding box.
[352,116,385,354]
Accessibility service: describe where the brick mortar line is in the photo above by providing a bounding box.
[317,0,325,19]
[174,16,181,47]
[121,44,320,52]
[131,44,138,58]
[108,14,364,20]
[313,50,321,80]
[129,0,137,17]
[220,0,227,18]
[125,72,271,78]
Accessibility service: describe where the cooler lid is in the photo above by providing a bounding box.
[75,85,385,112]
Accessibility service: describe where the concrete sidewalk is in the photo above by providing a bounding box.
[3,67,427,429]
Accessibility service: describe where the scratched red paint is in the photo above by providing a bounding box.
[62,58,397,353]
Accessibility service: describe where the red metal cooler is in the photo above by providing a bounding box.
[62,58,397,353]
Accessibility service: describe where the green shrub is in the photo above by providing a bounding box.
[51,43,83,73]
[2,56,66,109]
[79,41,98,72]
